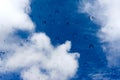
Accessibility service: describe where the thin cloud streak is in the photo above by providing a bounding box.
[79,0,120,67]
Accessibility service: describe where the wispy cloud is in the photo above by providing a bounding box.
[0,0,80,80]
[79,0,120,67]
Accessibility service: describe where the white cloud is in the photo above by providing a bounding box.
[0,0,34,50]
[79,0,120,67]
[0,0,80,80]
[1,33,79,80]
[0,0,34,30]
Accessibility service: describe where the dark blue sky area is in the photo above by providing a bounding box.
[30,0,107,79]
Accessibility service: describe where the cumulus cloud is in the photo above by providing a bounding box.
[1,33,79,80]
[0,0,80,80]
[79,0,120,67]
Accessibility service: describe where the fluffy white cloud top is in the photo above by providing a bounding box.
[0,0,80,80]
[1,33,79,80]
[79,0,120,67]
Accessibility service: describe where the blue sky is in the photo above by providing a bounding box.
[0,0,120,80]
